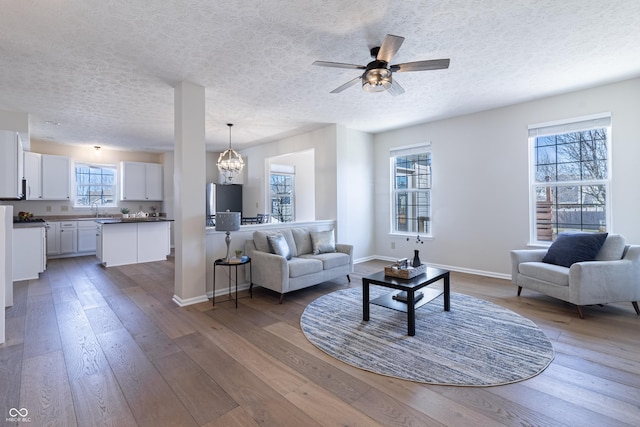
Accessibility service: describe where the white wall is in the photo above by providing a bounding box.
[241,125,339,221]
[265,150,315,221]
[337,127,375,261]
[374,77,640,278]
[0,109,29,150]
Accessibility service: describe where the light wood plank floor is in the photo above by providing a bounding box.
[2,255,639,426]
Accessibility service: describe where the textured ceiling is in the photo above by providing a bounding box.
[1,0,639,152]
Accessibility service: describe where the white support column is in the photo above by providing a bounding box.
[173,81,208,306]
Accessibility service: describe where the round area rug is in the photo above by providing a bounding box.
[300,287,554,386]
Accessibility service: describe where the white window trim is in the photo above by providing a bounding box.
[269,167,295,223]
[389,143,432,237]
[527,114,612,245]
[73,161,118,208]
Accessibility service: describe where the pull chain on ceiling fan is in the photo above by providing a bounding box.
[313,34,450,96]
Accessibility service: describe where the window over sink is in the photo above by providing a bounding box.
[74,162,117,208]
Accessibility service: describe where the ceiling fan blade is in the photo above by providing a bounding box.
[386,78,405,96]
[391,58,450,72]
[330,76,362,93]
[313,61,366,70]
[376,34,404,63]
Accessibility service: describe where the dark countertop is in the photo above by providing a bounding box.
[95,218,174,225]
[13,221,46,229]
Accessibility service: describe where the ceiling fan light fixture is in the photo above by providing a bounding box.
[217,123,244,184]
[362,67,392,92]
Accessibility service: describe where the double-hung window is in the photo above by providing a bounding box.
[270,164,295,223]
[74,162,117,207]
[529,114,611,242]
[391,145,431,235]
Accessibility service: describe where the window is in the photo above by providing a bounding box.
[270,165,295,222]
[391,145,431,235]
[529,114,611,242]
[74,162,117,207]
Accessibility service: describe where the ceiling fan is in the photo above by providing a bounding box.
[313,34,450,96]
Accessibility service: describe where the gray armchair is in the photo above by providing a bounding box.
[511,234,640,318]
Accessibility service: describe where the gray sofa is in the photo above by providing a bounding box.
[511,234,640,318]
[245,227,353,303]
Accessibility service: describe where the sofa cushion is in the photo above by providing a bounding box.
[520,262,570,286]
[253,230,275,253]
[288,257,323,278]
[310,229,336,254]
[292,228,313,255]
[542,232,608,268]
[595,234,626,261]
[267,234,291,260]
[300,252,350,270]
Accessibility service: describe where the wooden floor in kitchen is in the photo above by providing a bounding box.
[1,255,639,426]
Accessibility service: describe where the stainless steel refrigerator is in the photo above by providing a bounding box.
[206,183,242,226]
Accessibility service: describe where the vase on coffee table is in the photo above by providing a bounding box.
[412,249,421,267]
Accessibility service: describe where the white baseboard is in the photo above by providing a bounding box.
[172,294,210,307]
[208,282,252,299]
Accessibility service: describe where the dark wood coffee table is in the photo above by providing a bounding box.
[362,267,450,336]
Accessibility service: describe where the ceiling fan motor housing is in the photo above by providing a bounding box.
[363,59,392,92]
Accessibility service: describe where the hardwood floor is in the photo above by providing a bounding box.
[2,256,639,426]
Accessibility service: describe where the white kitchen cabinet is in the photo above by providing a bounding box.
[120,161,163,201]
[13,226,46,281]
[77,220,97,253]
[48,220,99,257]
[96,224,102,261]
[42,154,71,200]
[98,220,170,267]
[46,222,59,256]
[99,222,138,266]
[58,221,77,254]
[23,151,42,200]
[137,221,170,263]
[144,163,163,201]
[0,131,24,199]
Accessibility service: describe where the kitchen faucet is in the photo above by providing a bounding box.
[92,201,100,218]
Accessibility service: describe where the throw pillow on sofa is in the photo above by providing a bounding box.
[310,230,336,255]
[542,232,608,268]
[253,230,298,257]
[267,234,291,260]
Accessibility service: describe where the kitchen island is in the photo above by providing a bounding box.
[13,220,46,281]
[96,217,173,267]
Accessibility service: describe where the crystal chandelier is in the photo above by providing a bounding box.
[217,123,244,184]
